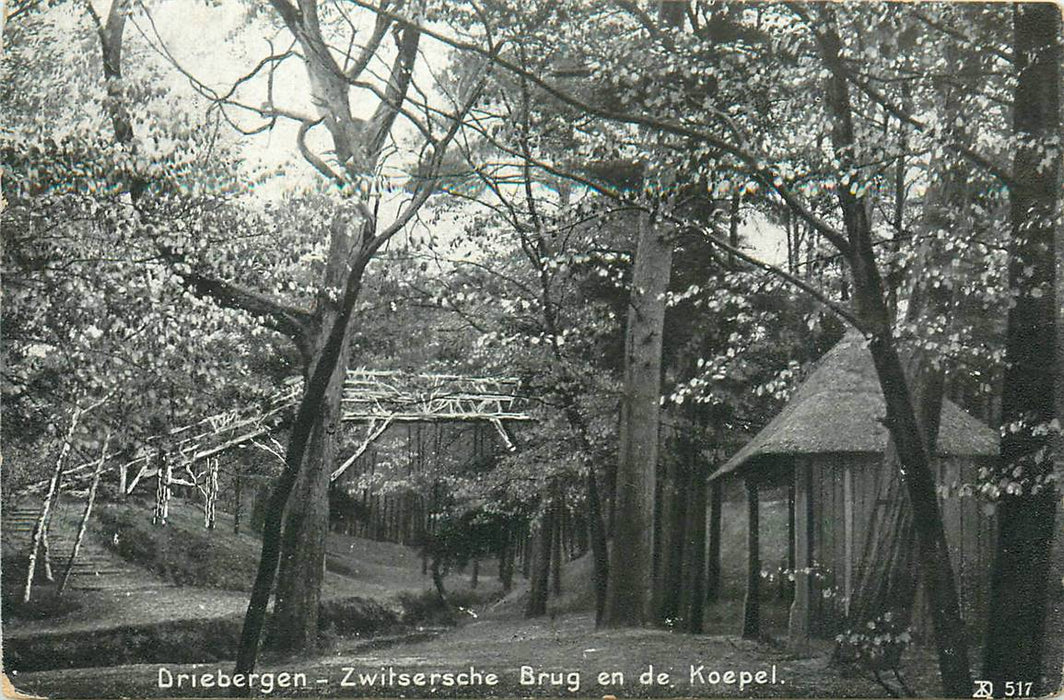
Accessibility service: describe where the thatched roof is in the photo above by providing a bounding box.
[712,335,999,480]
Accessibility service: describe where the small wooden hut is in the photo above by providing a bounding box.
[710,335,999,642]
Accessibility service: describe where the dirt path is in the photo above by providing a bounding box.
[10,611,941,698]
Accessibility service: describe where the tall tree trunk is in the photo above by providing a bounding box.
[1047,183,1064,696]
[653,442,688,625]
[603,211,672,627]
[741,479,760,639]
[498,525,514,593]
[551,490,563,597]
[684,459,708,633]
[587,465,610,624]
[234,249,371,684]
[266,210,359,653]
[602,0,682,626]
[848,200,952,634]
[525,506,552,618]
[813,8,972,694]
[847,350,943,632]
[25,405,83,603]
[705,479,723,603]
[1047,92,1064,697]
[985,5,1060,695]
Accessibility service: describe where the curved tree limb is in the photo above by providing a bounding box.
[343,0,852,257]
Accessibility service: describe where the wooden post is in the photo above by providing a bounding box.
[24,404,84,603]
[742,478,760,639]
[786,478,796,602]
[234,475,242,535]
[843,463,854,615]
[789,460,814,644]
[153,451,171,526]
[59,431,110,595]
[205,458,219,529]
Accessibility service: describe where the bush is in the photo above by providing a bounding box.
[93,501,259,590]
[396,587,500,627]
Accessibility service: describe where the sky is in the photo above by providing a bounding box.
[72,0,789,267]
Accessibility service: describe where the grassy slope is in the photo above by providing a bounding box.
[3,495,496,636]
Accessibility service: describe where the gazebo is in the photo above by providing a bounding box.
[710,335,999,642]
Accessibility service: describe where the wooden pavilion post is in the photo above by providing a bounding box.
[786,478,796,602]
[789,459,814,645]
[742,477,760,639]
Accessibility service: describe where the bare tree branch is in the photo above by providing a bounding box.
[343,0,853,256]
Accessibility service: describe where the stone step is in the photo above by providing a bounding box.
[69,568,139,574]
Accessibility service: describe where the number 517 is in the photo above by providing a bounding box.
[974,680,1034,698]
[1004,681,1033,697]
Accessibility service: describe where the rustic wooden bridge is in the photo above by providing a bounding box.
[15,370,531,602]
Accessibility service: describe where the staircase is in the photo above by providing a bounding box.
[3,501,163,592]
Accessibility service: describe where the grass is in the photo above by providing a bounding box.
[92,498,263,590]
[3,495,499,675]
[0,558,83,622]
[6,491,954,697]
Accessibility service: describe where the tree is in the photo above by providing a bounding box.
[984,4,1060,695]
[1,6,289,498]
[6,0,493,668]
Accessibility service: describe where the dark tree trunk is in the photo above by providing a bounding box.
[742,479,760,639]
[525,510,552,618]
[551,491,563,597]
[985,5,1060,695]
[1048,181,1064,698]
[785,480,795,602]
[522,530,532,579]
[653,446,688,625]
[266,414,332,651]
[587,466,610,624]
[498,526,514,593]
[812,8,972,695]
[705,480,723,603]
[233,248,370,685]
[431,555,451,612]
[684,461,708,633]
[267,254,354,652]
